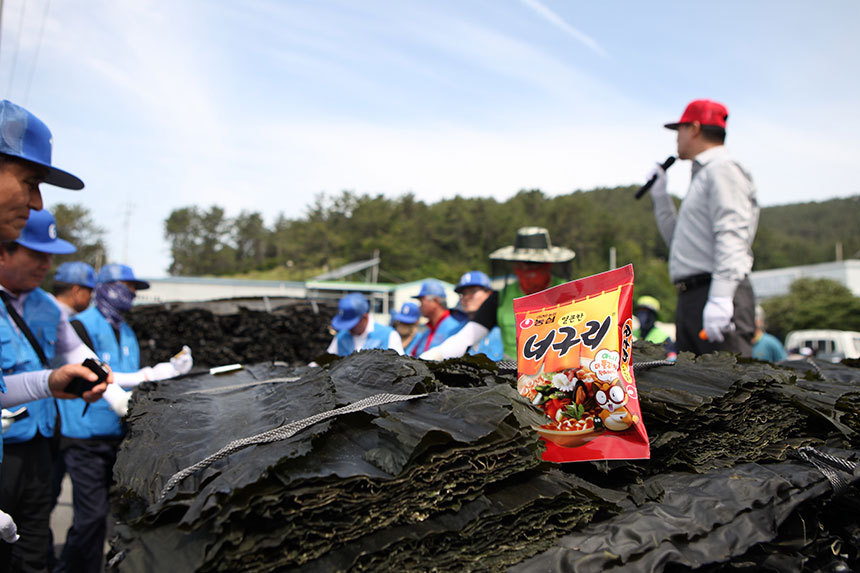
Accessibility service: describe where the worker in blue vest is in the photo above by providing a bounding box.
[408,280,463,357]
[452,271,503,361]
[52,262,96,316]
[326,293,403,356]
[0,210,117,571]
[54,264,192,573]
[391,302,422,356]
[0,100,108,550]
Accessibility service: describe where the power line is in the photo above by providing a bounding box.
[23,0,51,105]
[4,0,27,97]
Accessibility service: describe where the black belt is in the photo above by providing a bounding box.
[674,273,711,293]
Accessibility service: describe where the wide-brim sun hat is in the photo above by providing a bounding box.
[0,100,84,190]
[332,292,370,331]
[489,227,575,264]
[15,209,76,254]
[97,263,150,290]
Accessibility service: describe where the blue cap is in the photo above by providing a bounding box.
[15,209,76,254]
[331,292,369,331]
[97,263,150,290]
[0,100,84,190]
[391,301,420,324]
[54,261,95,288]
[454,271,491,293]
[413,280,447,301]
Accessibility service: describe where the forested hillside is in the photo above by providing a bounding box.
[163,190,860,319]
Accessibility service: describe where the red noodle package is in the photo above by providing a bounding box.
[513,264,649,463]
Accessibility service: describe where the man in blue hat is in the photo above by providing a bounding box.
[450,271,503,361]
[52,262,96,316]
[0,100,84,243]
[54,263,192,573]
[408,280,463,357]
[325,293,403,356]
[0,209,114,569]
[390,302,421,356]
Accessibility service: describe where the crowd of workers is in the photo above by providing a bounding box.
[0,94,780,571]
[0,100,193,572]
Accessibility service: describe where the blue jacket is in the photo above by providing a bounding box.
[752,332,787,363]
[0,288,60,444]
[469,326,503,361]
[335,322,396,356]
[409,312,464,357]
[56,307,138,439]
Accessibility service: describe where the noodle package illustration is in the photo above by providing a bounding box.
[513,264,650,463]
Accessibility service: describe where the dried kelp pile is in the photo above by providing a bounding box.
[126,298,336,367]
[108,346,860,572]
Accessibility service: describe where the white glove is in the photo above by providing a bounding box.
[702,296,734,343]
[170,346,193,375]
[419,346,444,361]
[0,510,19,543]
[102,383,132,417]
[647,164,668,198]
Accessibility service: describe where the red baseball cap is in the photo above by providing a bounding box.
[664,99,728,130]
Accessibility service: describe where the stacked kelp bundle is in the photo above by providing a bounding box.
[108,348,860,572]
[126,298,336,367]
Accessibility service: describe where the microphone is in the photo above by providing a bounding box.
[635,156,676,199]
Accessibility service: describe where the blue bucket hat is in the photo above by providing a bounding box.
[54,261,96,288]
[0,100,84,190]
[454,271,491,293]
[97,263,150,290]
[413,280,447,301]
[391,301,420,324]
[331,292,369,331]
[15,209,76,254]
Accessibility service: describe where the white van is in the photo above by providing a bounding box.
[783,330,860,362]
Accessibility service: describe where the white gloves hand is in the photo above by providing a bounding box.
[703,296,734,343]
[142,347,193,382]
[1,410,18,434]
[419,347,444,361]
[647,164,668,198]
[102,383,131,417]
[170,346,193,375]
[0,510,19,543]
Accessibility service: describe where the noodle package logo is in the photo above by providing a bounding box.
[513,265,649,463]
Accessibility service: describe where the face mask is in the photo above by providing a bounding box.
[636,309,656,336]
[94,282,135,329]
[514,264,552,295]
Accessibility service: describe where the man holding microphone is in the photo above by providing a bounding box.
[646,99,759,356]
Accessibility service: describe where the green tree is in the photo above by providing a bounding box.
[51,203,108,268]
[165,206,235,275]
[762,278,860,339]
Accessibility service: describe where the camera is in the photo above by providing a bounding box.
[64,358,110,397]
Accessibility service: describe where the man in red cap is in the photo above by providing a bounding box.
[647,99,759,356]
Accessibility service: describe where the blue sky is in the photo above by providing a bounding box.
[2,0,858,277]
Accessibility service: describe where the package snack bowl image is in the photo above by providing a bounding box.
[514,265,650,463]
[531,423,604,448]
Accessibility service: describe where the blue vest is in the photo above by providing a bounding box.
[335,322,395,356]
[404,329,424,357]
[409,313,465,357]
[468,326,503,361]
[56,307,138,439]
[0,288,60,444]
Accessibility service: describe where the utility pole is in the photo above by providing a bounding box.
[122,202,135,264]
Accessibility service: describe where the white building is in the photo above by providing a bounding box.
[750,259,860,300]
